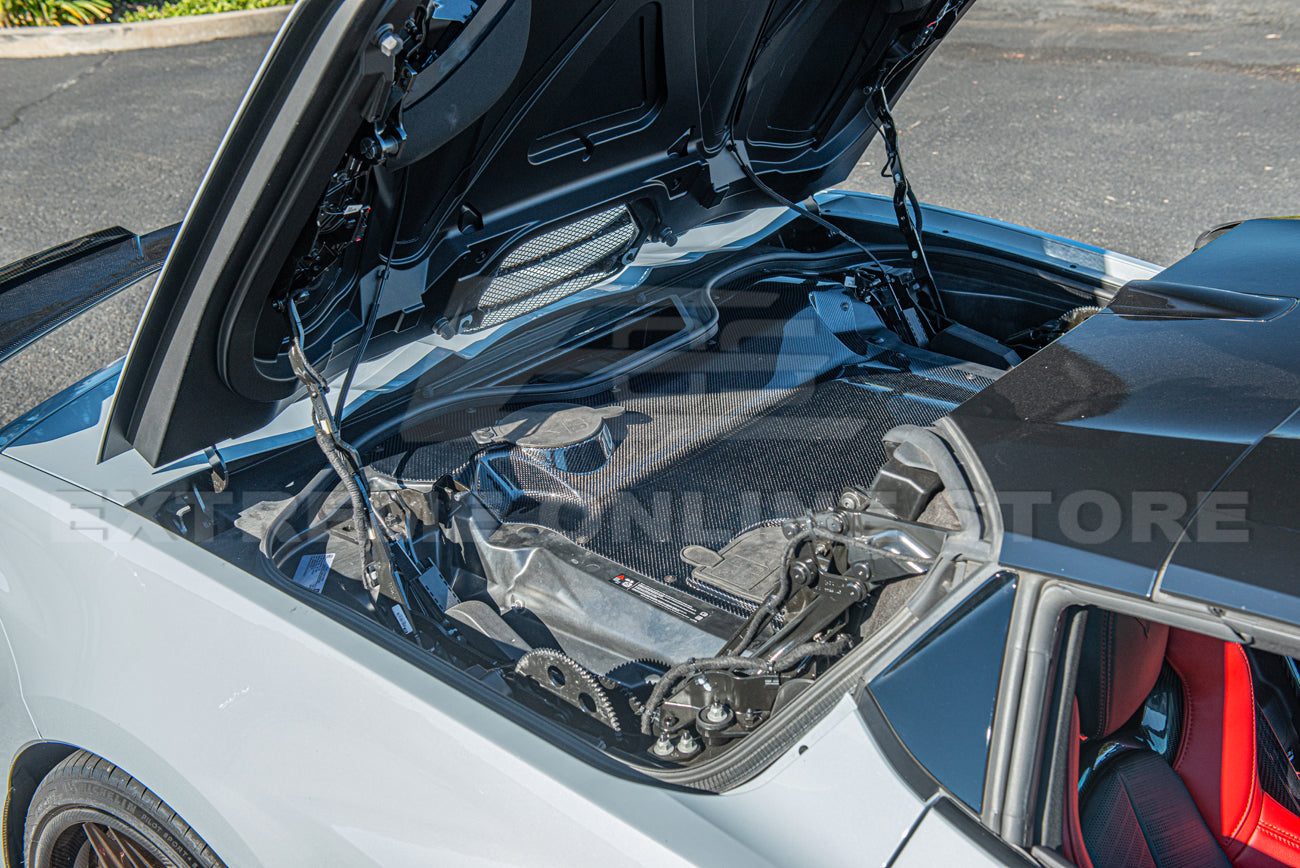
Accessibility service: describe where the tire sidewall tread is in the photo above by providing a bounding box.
[24,750,224,868]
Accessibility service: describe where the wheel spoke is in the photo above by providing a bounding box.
[81,823,158,868]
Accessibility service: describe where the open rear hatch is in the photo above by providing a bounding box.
[101,0,973,467]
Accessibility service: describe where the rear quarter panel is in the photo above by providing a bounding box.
[0,454,934,867]
[0,454,706,867]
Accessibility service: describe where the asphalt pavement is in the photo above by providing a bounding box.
[845,0,1299,266]
[0,0,1296,424]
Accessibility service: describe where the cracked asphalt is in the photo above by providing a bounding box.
[0,36,271,267]
[0,0,1297,426]
[845,0,1299,265]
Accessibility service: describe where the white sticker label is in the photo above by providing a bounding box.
[291,552,334,593]
[392,605,414,634]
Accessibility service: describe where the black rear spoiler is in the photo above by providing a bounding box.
[0,223,178,364]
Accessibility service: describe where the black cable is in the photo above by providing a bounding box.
[721,528,808,656]
[287,327,374,567]
[879,0,964,94]
[640,657,767,736]
[333,171,409,430]
[725,141,889,273]
[639,636,854,736]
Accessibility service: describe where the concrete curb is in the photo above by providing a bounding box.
[0,5,290,58]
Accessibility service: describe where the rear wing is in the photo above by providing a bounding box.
[0,224,177,364]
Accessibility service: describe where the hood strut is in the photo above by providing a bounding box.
[874,89,947,324]
[284,296,421,639]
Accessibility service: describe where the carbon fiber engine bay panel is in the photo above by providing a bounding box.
[195,264,1029,772]
[330,273,997,758]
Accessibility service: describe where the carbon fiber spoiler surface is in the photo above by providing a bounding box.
[0,223,178,365]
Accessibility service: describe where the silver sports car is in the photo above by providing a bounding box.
[2,0,1298,866]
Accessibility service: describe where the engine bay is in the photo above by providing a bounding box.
[138,214,1109,776]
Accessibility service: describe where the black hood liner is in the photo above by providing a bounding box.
[397,0,957,284]
[105,0,969,467]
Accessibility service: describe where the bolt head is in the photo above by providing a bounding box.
[702,702,731,725]
[378,33,403,57]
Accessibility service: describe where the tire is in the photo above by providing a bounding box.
[24,750,225,868]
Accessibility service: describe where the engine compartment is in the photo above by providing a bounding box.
[137,212,1110,779]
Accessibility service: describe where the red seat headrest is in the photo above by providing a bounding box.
[1077,610,1170,740]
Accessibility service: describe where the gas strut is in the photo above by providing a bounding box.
[282,296,420,639]
[873,87,947,323]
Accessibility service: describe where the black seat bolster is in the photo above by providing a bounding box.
[1080,749,1231,868]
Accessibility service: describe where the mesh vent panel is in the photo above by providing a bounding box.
[470,206,637,331]
[1258,706,1300,815]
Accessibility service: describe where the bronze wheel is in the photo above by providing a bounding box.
[25,752,224,868]
[43,816,167,868]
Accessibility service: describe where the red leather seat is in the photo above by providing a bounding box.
[1166,629,1300,868]
[1067,612,1231,868]
[1065,616,1300,868]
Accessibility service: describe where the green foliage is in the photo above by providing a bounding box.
[118,0,282,21]
[0,0,111,27]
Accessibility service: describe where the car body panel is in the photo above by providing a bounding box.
[0,225,175,366]
[1160,406,1300,623]
[0,0,1291,863]
[814,191,1159,297]
[948,218,1300,595]
[0,620,39,779]
[0,452,947,868]
[892,800,1032,866]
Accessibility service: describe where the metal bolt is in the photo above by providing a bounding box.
[652,733,675,758]
[677,731,700,755]
[702,701,731,725]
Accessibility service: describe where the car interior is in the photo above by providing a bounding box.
[1062,609,1300,868]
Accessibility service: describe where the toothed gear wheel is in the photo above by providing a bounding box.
[603,658,673,720]
[634,656,672,671]
[604,657,672,686]
[515,649,621,732]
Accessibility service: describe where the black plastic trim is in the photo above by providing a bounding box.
[858,687,942,801]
